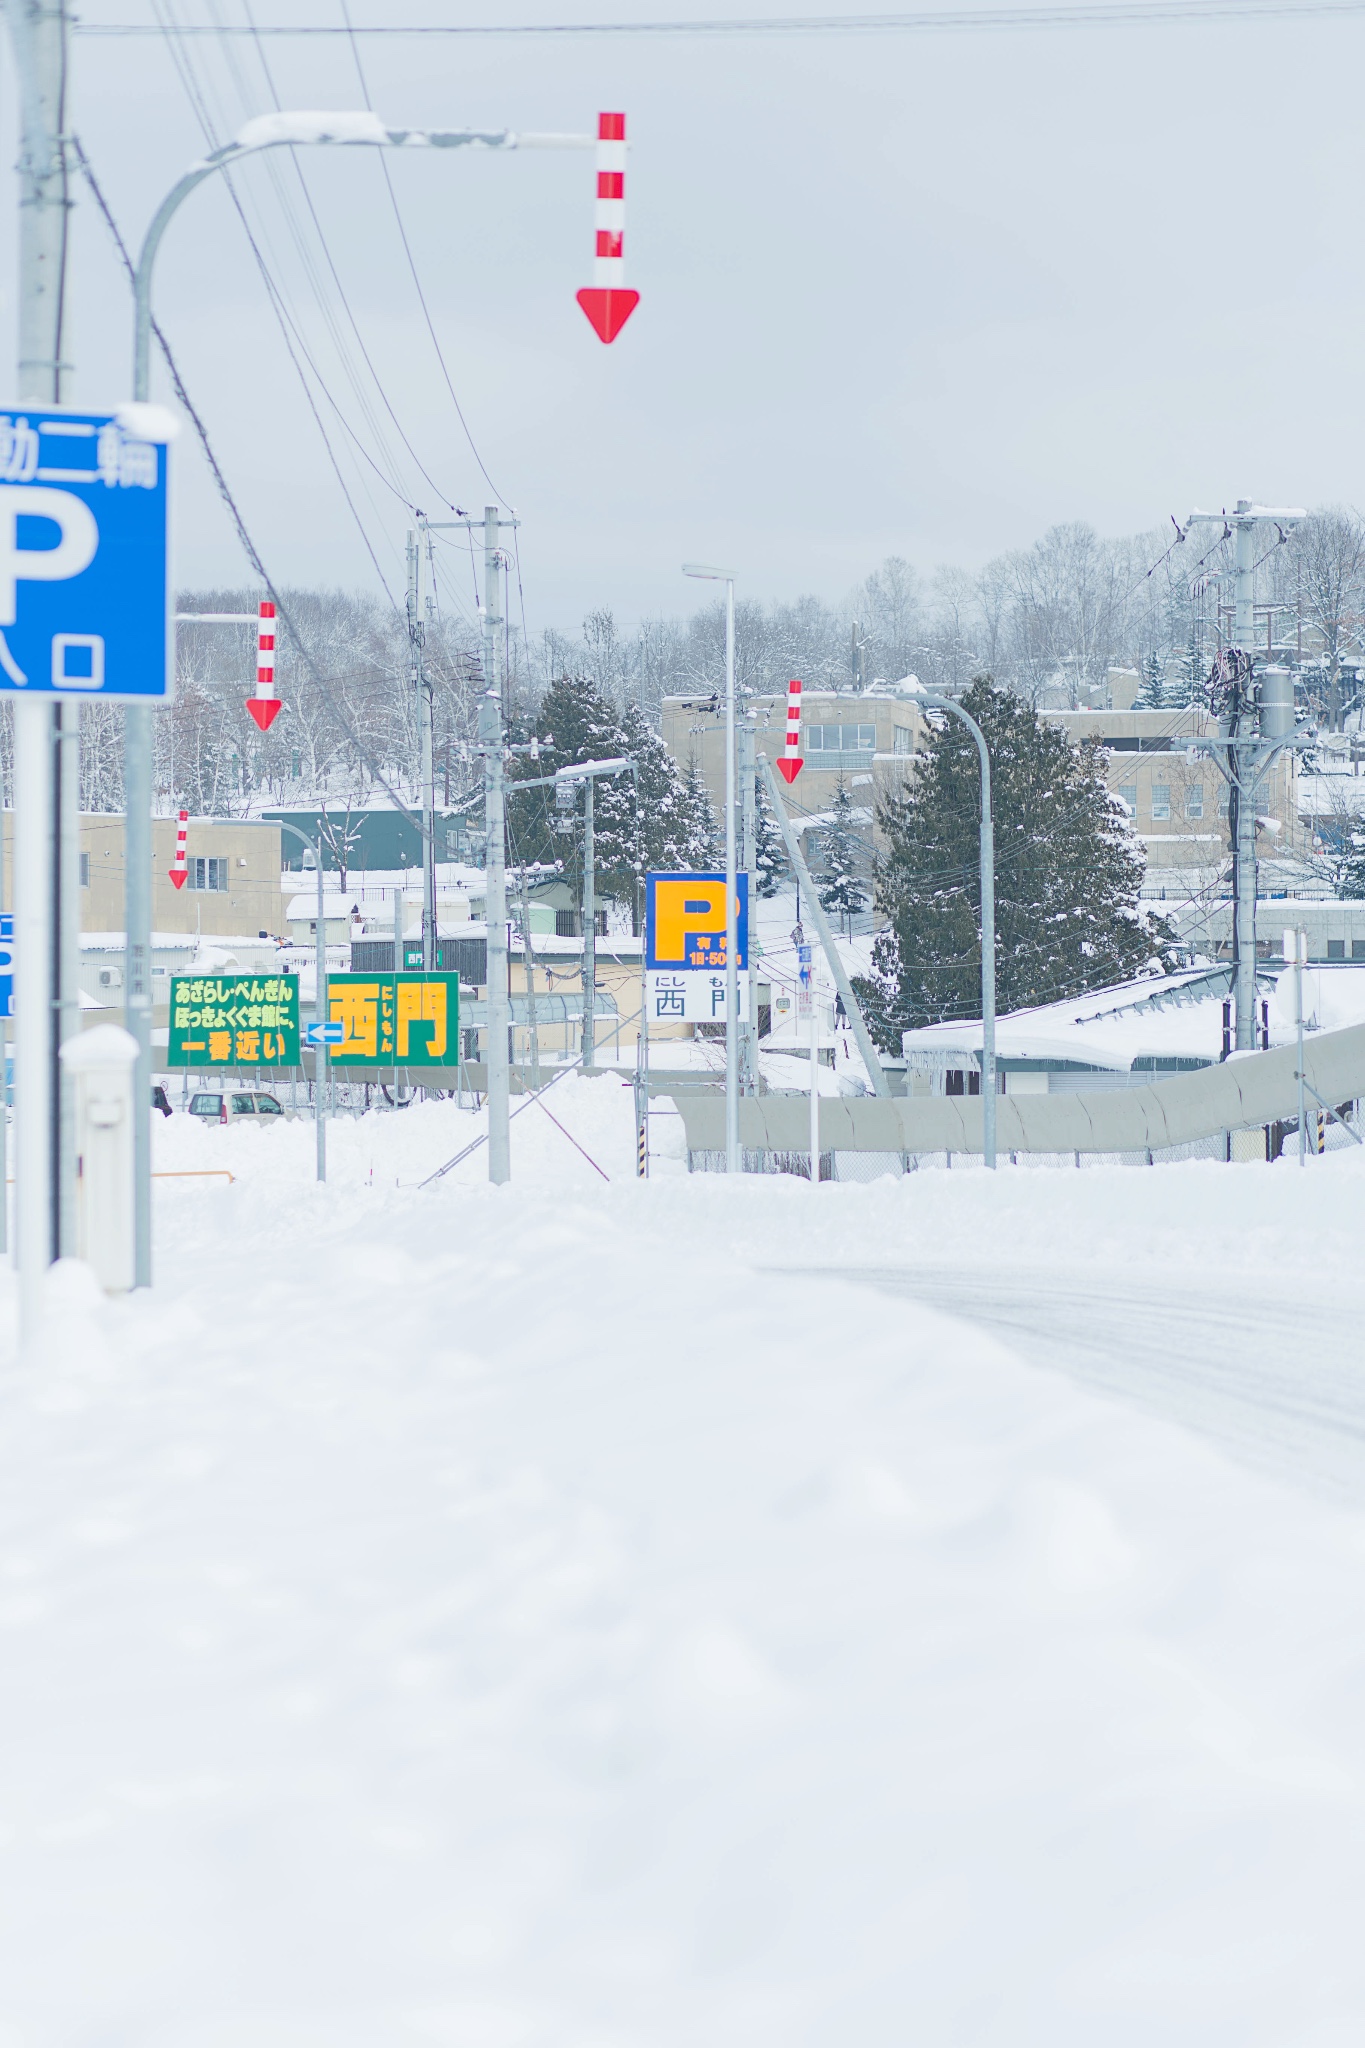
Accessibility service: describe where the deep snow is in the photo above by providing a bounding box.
[2,1083,1365,2042]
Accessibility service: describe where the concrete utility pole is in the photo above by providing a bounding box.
[738,715,758,1091]
[3,0,74,1329]
[683,563,740,1169]
[408,523,437,971]
[581,772,597,1070]
[1186,501,1304,1051]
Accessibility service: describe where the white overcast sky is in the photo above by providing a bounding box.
[6,1,1364,631]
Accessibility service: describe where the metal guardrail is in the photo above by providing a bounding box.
[671,1022,1365,1158]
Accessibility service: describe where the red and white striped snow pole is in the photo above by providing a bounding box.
[168,809,189,890]
[576,112,639,344]
[777,677,804,783]
[246,600,282,732]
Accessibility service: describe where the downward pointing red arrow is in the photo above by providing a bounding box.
[576,287,639,345]
[777,756,803,784]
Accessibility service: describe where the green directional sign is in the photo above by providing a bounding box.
[169,972,300,1067]
[324,972,459,1066]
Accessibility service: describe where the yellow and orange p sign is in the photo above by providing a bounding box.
[645,871,748,970]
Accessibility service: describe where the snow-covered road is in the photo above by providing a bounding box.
[5,1090,1365,2042]
[807,1264,1365,1505]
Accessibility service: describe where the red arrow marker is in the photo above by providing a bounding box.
[246,600,283,731]
[577,287,639,345]
[578,113,639,345]
[169,808,188,888]
[777,677,804,782]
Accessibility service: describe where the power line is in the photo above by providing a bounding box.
[338,0,517,514]
[149,0,407,600]
[76,2,1365,34]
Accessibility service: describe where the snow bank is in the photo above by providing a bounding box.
[1,1087,1365,2040]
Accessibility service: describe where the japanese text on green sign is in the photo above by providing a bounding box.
[325,973,459,1066]
[169,973,300,1066]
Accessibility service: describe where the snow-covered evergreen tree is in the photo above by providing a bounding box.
[680,757,719,868]
[753,779,787,897]
[1338,829,1365,900]
[860,679,1177,1048]
[816,778,868,931]
[1138,650,1167,709]
[1170,626,1205,708]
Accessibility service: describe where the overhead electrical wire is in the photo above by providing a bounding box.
[236,0,473,520]
[149,0,407,602]
[338,0,517,515]
[79,1,1365,36]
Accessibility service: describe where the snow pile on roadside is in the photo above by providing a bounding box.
[2,1095,1365,2040]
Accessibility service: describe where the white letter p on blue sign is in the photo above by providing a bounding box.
[0,408,171,701]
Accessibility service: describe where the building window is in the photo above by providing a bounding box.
[1218,787,1230,817]
[79,852,90,887]
[555,909,576,937]
[1328,940,1346,960]
[1353,941,1365,961]
[892,726,913,755]
[806,724,876,754]
[189,857,228,892]
[1150,784,1171,821]
[1118,783,1138,815]
[1186,784,1204,820]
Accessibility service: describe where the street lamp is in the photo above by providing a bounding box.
[124,111,597,1276]
[898,682,997,1169]
[683,562,739,1172]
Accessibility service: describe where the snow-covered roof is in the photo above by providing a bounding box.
[902,965,1365,1070]
[285,892,359,922]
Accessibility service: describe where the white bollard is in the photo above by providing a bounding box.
[59,1025,138,1294]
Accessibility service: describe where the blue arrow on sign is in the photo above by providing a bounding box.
[306,1022,344,1046]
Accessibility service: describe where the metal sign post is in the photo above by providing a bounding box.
[0,404,173,1335]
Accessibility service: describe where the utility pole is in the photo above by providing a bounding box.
[4,0,73,1330]
[737,715,758,1091]
[480,506,510,1183]
[407,522,436,971]
[1186,501,1304,1050]
[581,773,597,1070]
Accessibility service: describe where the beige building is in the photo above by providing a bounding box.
[0,814,287,937]
[662,689,920,833]
[1040,706,1296,877]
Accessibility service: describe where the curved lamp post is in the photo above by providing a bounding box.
[124,111,595,1277]
[899,682,997,1169]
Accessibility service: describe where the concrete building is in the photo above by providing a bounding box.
[35,813,287,938]
[1040,705,1297,879]
[661,687,920,843]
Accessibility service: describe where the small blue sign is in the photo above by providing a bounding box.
[644,871,749,972]
[0,407,171,699]
[306,1021,345,1046]
[0,912,11,1018]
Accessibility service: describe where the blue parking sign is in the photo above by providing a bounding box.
[644,871,749,972]
[0,407,171,699]
[0,913,11,1018]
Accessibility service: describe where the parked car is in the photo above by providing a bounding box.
[187,1091,286,1125]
